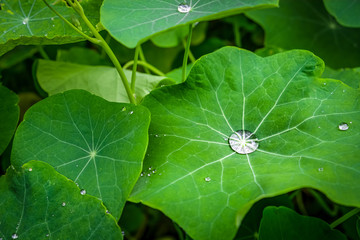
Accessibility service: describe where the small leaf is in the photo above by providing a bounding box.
[11,89,150,219]
[35,59,170,103]
[100,0,279,48]
[259,206,346,240]
[0,85,19,155]
[323,0,360,27]
[0,161,123,240]
[246,0,360,68]
[129,47,360,240]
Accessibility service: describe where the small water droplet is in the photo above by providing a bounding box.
[147,173,151,177]
[129,111,134,115]
[46,234,49,237]
[343,89,346,93]
[323,82,327,86]
[204,177,211,182]
[75,183,79,187]
[155,134,159,137]
[350,121,353,124]
[152,170,156,173]
[159,173,162,176]
[28,168,32,172]
[52,24,55,27]
[61,202,66,207]
[22,17,29,24]
[121,231,125,236]
[318,126,321,129]
[149,167,152,170]
[51,17,54,21]
[318,168,324,172]
[140,172,144,177]
[80,189,86,195]
[338,122,349,131]
[45,33,48,37]
[12,233,18,239]
[229,130,259,154]
[106,210,110,214]
[178,3,191,13]
[121,107,126,111]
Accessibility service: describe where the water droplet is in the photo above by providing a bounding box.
[45,33,48,37]
[148,167,152,170]
[140,172,144,177]
[28,168,32,172]
[159,173,162,176]
[318,168,324,172]
[46,234,49,237]
[121,231,125,236]
[155,134,159,137]
[338,122,349,131]
[22,17,29,24]
[106,210,110,214]
[178,3,191,13]
[61,202,66,206]
[343,90,346,93]
[204,177,211,182]
[121,107,126,111]
[51,17,54,21]
[323,82,327,86]
[52,24,55,27]
[129,111,134,115]
[229,130,259,154]
[152,170,156,173]
[12,233,18,239]
[80,189,86,195]
[147,173,151,177]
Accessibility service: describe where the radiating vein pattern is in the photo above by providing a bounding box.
[132,47,360,240]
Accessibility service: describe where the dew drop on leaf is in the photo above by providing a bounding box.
[318,168,324,172]
[80,189,86,195]
[11,233,18,239]
[204,177,211,182]
[22,18,29,24]
[28,168,32,172]
[338,122,349,131]
[61,202,66,207]
[178,3,191,13]
[129,111,134,115]
[229,130,259,154]
[106,210,110,214]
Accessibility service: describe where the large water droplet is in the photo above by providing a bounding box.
[12,233,18,239]
[204,177,211,182]
[338,122,349,131]
[80,189,86,195]
[229,130,259,154]
[178,3,191,13]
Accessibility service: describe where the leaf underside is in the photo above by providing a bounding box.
[129,47,360,240]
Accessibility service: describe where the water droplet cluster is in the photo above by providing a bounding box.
[140,166,158,177]
[228,130,259,154]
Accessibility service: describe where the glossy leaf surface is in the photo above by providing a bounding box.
[246,0,360,68]
[0,0,101,56]
[130,47,360,240]
[324,0,360,27]
[100,0,278,48]
[259,206,346,240]
[322,67,360,89]
[0,85,19,155]
[36,59,169,103]
[0,161,123,240]
[11,90,150,219]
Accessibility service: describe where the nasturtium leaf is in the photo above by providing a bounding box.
[56,46,111,66]
[246,0,360,68]
[11,89,150,219]
[35,59,169,103]
[322,67,360,89]
[0,0,101,56]
[0,85,19,155]
[129,47,360,240]
[323,0,360,28]
[100,0,279,48]
[0,160,123,240]
[259,206,346,240]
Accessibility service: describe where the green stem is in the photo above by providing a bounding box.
[182,24,193,82]
[330,208,360,229]
[37,46,50,60]
[182,39,196,63]
[131,45,141,93]
[295,190,308,215]
[139,46,151,74]
[123,61,166,77]
[308,189,338,217]
[43,0,136,104]
[233,21,241,47]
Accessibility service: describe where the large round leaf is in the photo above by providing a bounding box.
[0,85,19,155]
[0,0,101,56]
[246,0,360,68]
[11,89,150,219]
[323,0,360,28]
[100,0,278,48]
[129,47,360,240]
[0,161,123,240]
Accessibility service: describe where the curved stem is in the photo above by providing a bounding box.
[330,208,360,229]
[233,21,241,47]
[308,189,338,217]
[182,24,193,82]
[37,46,50,60]
[139,46,151,74]
[131,45,141,92]
[123,61,166,77]
[296,190,308,216]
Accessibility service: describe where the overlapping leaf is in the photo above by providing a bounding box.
[246,0,360,68]
[0,85,19,155]
[11,90,150,219]
[0,0,101,56]
[323,0,360,27]
[0,161,123,240]
[100,0,278,48]
[129,47,360,240]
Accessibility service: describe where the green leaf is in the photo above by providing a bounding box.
[35,59,168,103]
[0,85,19,155]
[259,206,346,240]
[0,160,123,240]
[322,66,360,89]
[100,0,279,48]
[0,0,101,56]
[129,47,360,240]
[323,0,360,27]
[246,0,360,68]
[11,89,150,219]
[56,46,111,66]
